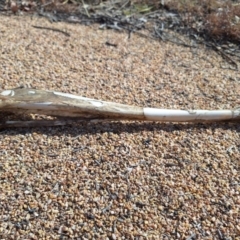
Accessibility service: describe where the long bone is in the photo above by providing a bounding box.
[0,88,239,127]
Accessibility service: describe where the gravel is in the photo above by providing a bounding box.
[0,15,239,239]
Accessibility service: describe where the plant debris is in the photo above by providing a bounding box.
[2,0,240,69]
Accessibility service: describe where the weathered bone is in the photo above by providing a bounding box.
[0,88,239,127]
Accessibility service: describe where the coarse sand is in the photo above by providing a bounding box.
[0,15,239,239]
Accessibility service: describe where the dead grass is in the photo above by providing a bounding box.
[4,0,240,43]
[140,0,240,43]
[204,2,240,42]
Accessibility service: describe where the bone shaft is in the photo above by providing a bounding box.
[0,88,239,122]
[143,108,240,122]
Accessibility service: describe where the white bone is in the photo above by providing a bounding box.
[1,90,14,96]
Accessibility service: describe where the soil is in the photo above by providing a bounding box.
[0,12,239,239]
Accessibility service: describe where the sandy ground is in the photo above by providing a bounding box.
[0,15,239,239]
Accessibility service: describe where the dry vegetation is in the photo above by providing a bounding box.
[137,0,240,43]
[3,0,240,43]
[168,0,240,43]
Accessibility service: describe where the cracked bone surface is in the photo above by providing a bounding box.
[0,88,239,122]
